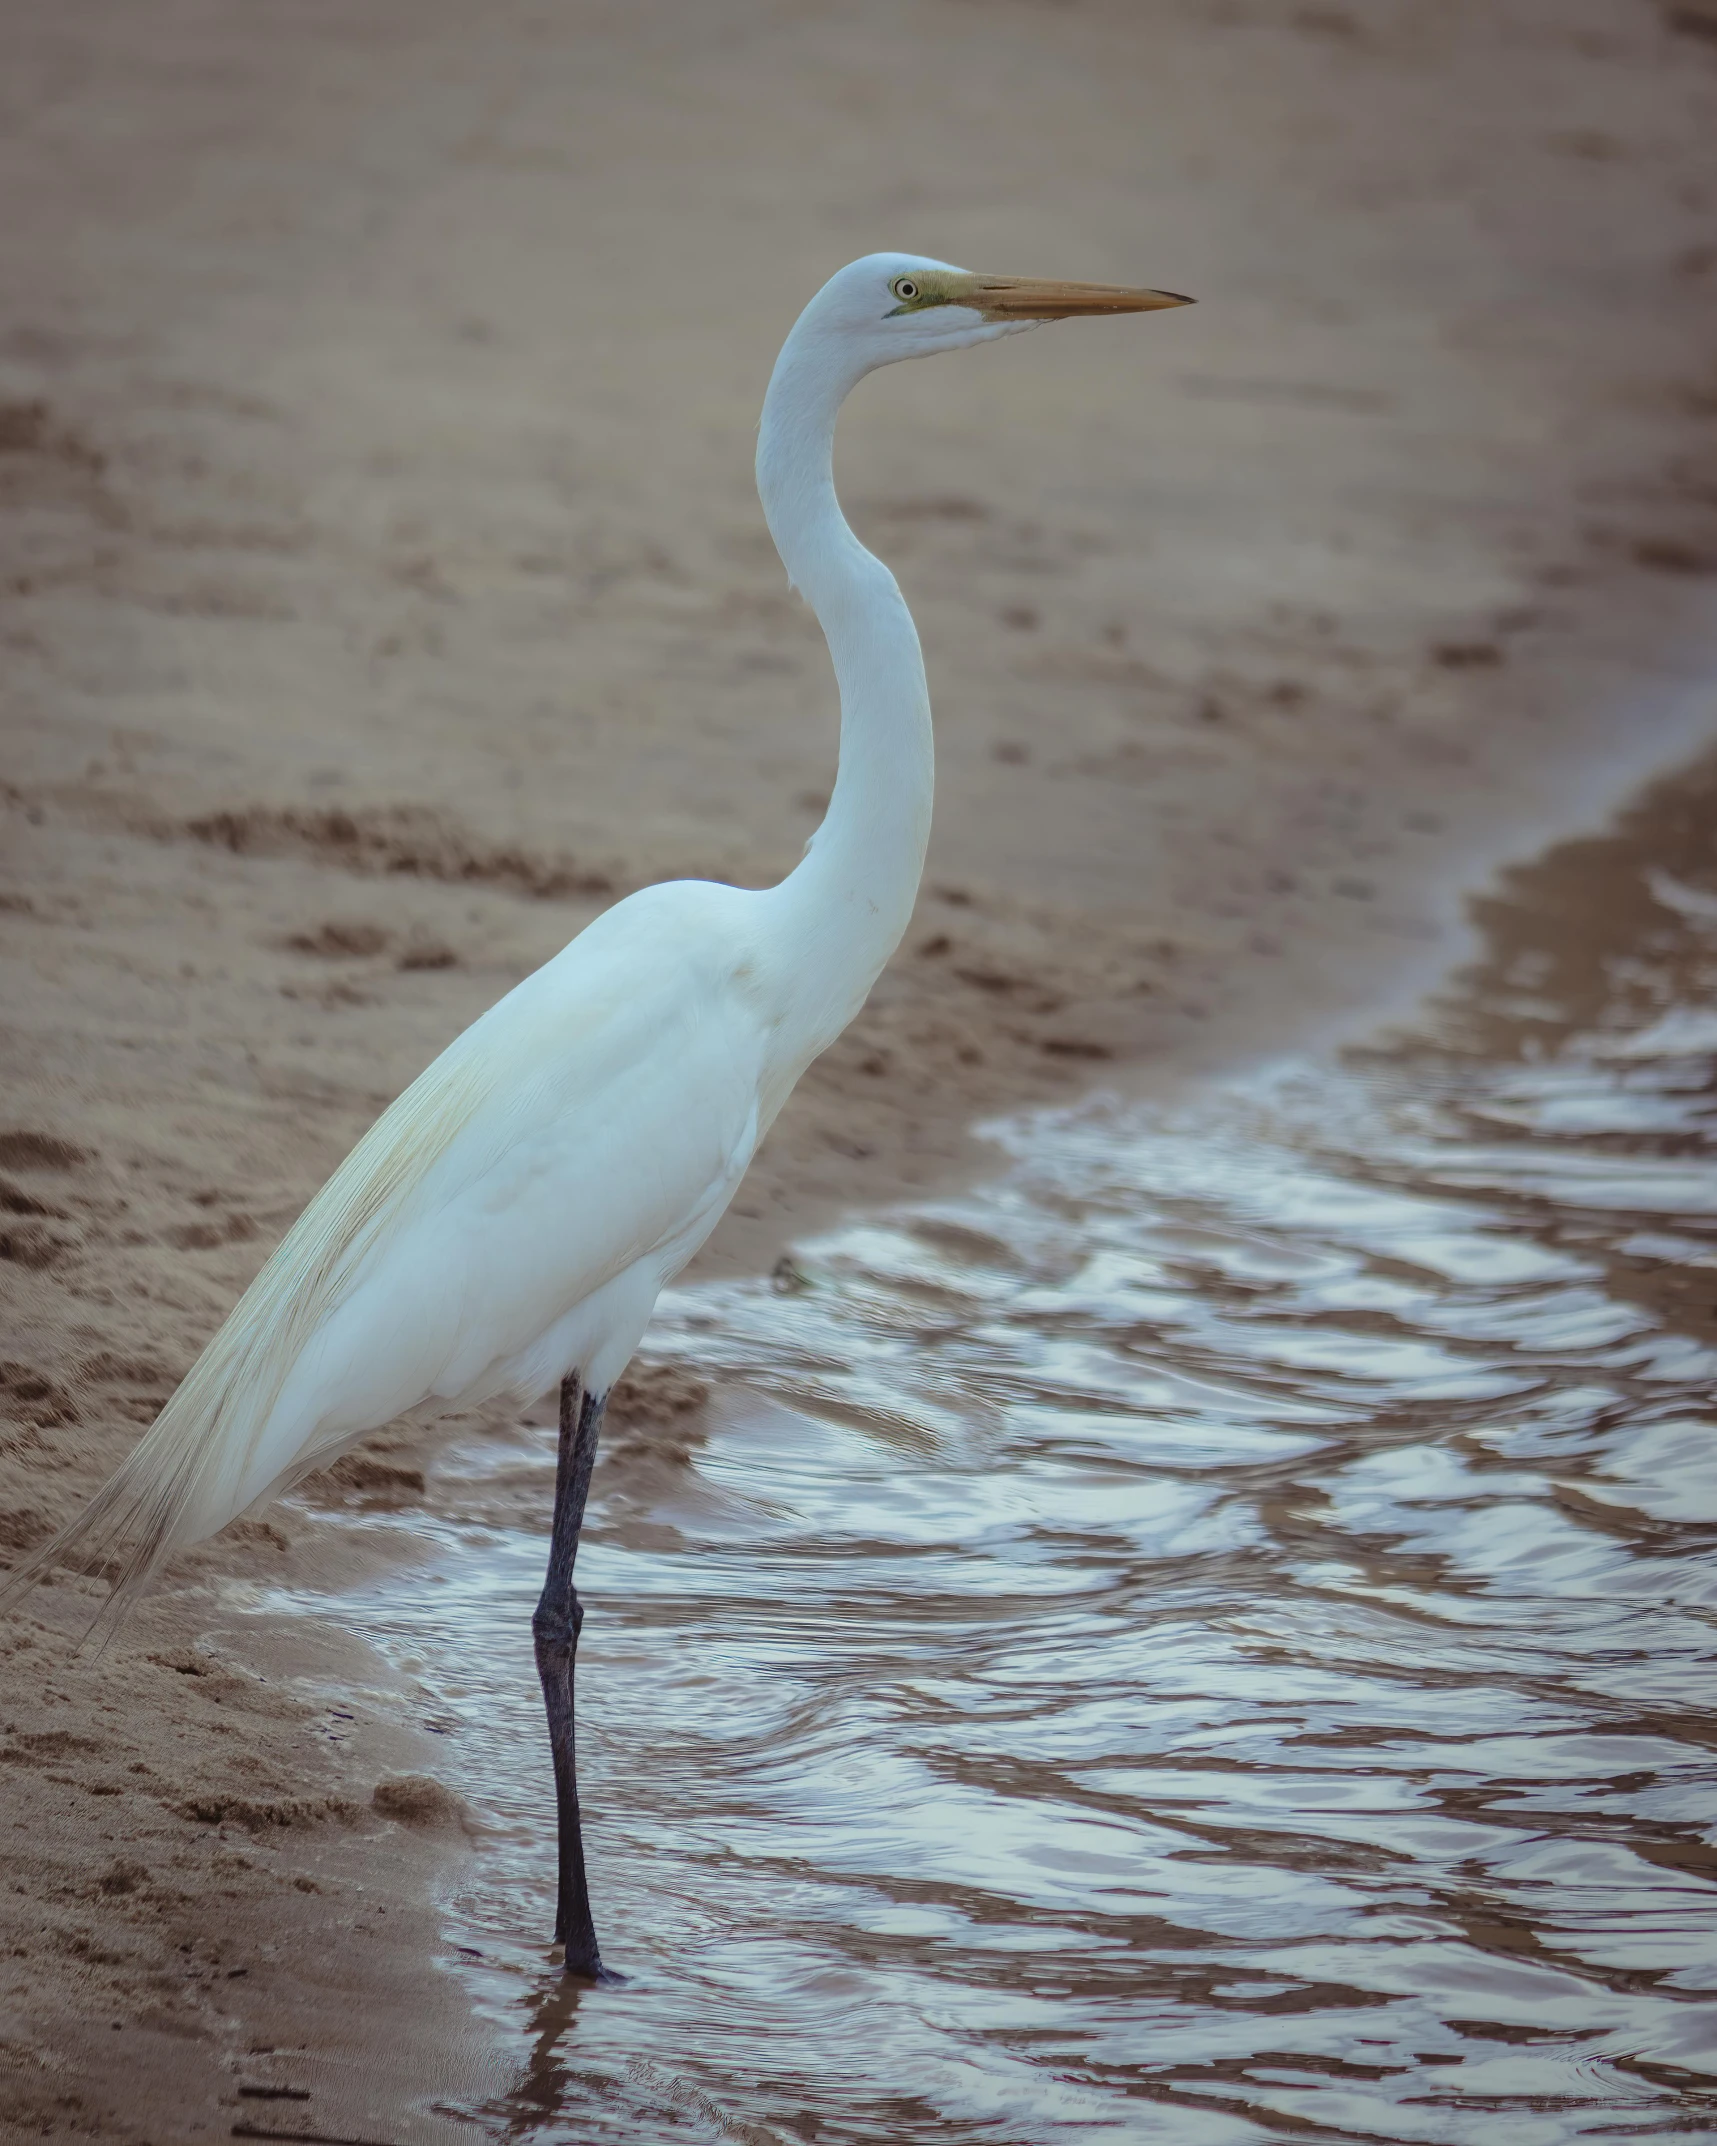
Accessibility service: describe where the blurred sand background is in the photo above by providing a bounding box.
[3,0,1717,2136]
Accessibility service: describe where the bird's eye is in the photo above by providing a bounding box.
[892,277,919,302]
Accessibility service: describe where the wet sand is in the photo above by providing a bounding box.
[4,0,1717,2137]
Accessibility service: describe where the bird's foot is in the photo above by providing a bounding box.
[549,1940,626,1986]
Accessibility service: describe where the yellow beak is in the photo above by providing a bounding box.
[954,275,1194,321]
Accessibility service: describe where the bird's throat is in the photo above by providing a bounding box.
[754,317,935,1062]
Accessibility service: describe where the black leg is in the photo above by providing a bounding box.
[532,1372,613,1981]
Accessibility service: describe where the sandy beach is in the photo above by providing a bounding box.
[4,1,1717,2136]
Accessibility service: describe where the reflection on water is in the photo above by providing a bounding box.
[304,770,1717,2143]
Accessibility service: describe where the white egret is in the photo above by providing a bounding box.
[2,255,1190,1979]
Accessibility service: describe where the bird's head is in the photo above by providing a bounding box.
[797,251,1193,374]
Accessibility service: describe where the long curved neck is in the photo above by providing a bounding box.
[755,320,933,1056]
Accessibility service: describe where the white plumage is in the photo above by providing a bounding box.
[4,250,1189,1702]
[8,879,805,1628]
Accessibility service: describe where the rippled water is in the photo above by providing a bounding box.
[293,779,1717,2143]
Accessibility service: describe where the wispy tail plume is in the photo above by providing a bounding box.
[0,1042,494,1649]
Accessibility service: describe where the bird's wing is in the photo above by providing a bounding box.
[275,896,772,1440]
[2,881,770,1641]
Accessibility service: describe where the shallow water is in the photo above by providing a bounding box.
[288,777,1717,2144]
